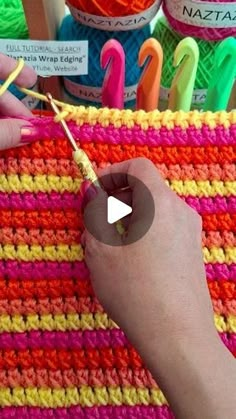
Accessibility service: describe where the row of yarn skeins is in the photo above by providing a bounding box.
[154,0,236,111]
[58,16,151,109]
[0,0,40,110]
[59,0,161,108]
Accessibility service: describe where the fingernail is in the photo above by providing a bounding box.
[20,126,41,144]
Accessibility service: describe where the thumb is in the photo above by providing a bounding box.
[0,119,32,150]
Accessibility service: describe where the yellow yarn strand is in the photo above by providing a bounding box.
[0,58,25,97]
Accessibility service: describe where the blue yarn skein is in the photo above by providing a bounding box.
[0,81,41,110]
[58,15,151,108]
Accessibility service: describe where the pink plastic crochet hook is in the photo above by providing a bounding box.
[101,40,125,109]
[137,38,163,112]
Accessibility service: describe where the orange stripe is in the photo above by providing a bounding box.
[0,158,235,181]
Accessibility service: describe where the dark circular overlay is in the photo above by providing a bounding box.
[83,173,155,246]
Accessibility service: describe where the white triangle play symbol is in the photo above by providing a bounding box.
[107,196,132,225]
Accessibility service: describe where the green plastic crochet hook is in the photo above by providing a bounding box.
[168,37,199,112]
[204,37,236,112]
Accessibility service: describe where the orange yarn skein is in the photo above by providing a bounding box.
[67,0,155,16]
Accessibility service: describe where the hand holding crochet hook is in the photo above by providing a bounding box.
[0,55,236,419]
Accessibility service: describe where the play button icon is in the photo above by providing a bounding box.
[107,196,132,224]
[83,172,155,246]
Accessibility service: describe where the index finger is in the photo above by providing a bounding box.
[0,53,37,88]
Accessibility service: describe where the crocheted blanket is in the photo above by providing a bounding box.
[0,108,235,418]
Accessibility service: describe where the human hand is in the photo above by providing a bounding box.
[0,54,37,150]
[83,157,236,419]
[83,157,215,348]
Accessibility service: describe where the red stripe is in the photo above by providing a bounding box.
[0,347,143,370]
[0,140,235,165]
[0,210,234,231]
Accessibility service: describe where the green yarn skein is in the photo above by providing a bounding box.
[0,0,29,39]
[153,17,221,111]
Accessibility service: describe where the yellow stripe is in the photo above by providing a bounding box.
[0,245,234,264]
[168,180,236,197]
[0,175,82,193]
[0,313,118,333]
[17,87,236,131]
[0,387,166,408]
[0,312,233,333]
[0,386,167,408]
[0,175,234,197]
[0,244,84,262]
[214,314,236,333]
[203,247,236,264]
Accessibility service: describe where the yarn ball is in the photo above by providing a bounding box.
[58,15,151,108]
[0,1,38,107]
[67,0,156,16]
[0,0,29,39]
[153,17,221,110]
[163,0,236,41]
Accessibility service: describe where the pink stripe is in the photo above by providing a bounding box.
[0,261,89,280]
[0,192,235,214]
[29,117,236,147]
[0,261,234,281]
[0,406,174,418]
[0,329,235,353]
[0,192,82,211]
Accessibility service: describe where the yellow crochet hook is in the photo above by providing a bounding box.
[46,93,99,185]
[168,37,199,112]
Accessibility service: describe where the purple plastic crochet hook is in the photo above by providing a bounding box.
[100,39,125,110]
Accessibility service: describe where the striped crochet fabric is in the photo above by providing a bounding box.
[0,108,235,418]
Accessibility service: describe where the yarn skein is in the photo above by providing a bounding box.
[0,0,39,109]
[0,0,29,39]
[58,15,151,108]
[67,0,156,16]
[153,17,221,110]
[163,0,236,41]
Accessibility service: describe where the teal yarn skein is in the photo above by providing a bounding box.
[58,15,151,108]
[153,17,221,111]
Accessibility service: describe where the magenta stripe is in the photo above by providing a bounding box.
[0,192,235,214]
[0,191,82,211]
[0,261,89,280]
[0,329,235,353]
[0,405,174,419]
[31,117,236,147]
[0,329,128,350]
[0,261,234,281]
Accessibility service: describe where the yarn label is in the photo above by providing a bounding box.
[22,83,40,110]
[0,40,88,76]
[165,0,236,28]
[160,86,207,105]
[67,0,161,31]
[64,78,137,103]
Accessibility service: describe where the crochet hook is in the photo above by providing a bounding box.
[168,37,199,112]
[203,37,236,112]
[46,93,99,185]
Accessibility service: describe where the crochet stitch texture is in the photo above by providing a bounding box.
[0,107,235,418]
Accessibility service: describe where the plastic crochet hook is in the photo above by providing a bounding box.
[101,39,125,109]
[137,38,163,112]
[204,37,236,112]
[168,37,199,112]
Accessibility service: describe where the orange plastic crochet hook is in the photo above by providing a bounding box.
[137,38,163,112]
